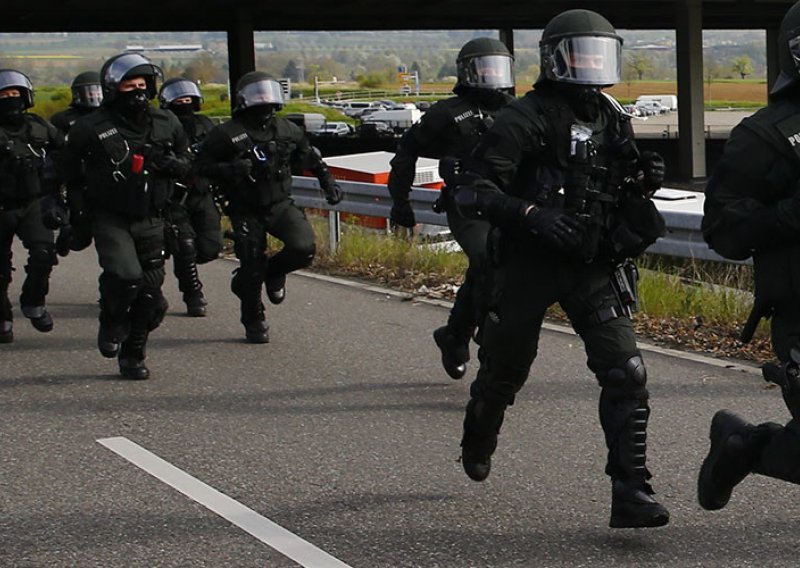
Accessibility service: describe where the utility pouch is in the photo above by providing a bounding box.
[611,260,639,318]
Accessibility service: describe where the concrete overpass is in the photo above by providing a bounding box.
[4,0,799,180]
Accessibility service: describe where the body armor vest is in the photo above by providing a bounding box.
[88,110,176,218]
[0,115,50,205]
[218,118,299,211]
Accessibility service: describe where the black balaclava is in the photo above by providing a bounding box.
[114,88,150,122]
[170,103,196,137]
[239,104,277,130]
[0,96,26,127]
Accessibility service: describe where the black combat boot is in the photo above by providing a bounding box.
[232,267,270,343]
[460,397,505,482]
[265,274,286,305]
[97,278,140,358]
[98,308,129,358]
[20,260,54,332]
[118,326,150,380]
[0,291,12,343]
[697,409,763,511]
[184,291,208,318]
[175,251,207,317]
[433,326,469,380]
[610,479,670,528]
[20,305,53,332]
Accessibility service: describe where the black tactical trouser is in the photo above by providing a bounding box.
[165,190,223,301]
[93,210,168,357]
[742,254,800,484]
[444,198,491,343]
[230,199,315,324]
[464,243,650,482]
[0,198,56,319]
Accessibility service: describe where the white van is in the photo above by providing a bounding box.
[362,108,422,130]
[340,101,385,118]
[635,95,677,111]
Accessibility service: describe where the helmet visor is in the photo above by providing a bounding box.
[160,80,203,106]
[460,55,514,89]
[0,70,33,94]
[238,79,284,109]
[549,36,622,86]
[104,54,162,88]
[73,84,103,107]
[789,34,800,67]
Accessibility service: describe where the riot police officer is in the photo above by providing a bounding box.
[698,0,800,510]
[158,78,222,317]
[196,72,342,343]
[0,69,64,343]
[59,53,190,379]
[49,71,103,257]
[388,37,515,380]
[452,10,669,528]
[50,71,103,133]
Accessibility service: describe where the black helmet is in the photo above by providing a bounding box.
[100,53,163,103]
[0,69,34,109]
[233,71,284,114]
[771,1,800,95]
[159,78,203,111]
[455,37,515,90]
[71,71,103,108]
[539,9,623,87]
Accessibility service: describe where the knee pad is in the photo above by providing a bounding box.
[133,288,168,331]
[284,243,316,269]
[175,237,197,260]
[598,355,649,402]
[27,244,56,270]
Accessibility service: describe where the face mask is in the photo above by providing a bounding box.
[170,102,194,116]
[115,88,150,116]
[240,105,276,129]
[0,96,26,124]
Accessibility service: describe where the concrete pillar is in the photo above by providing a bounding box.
[767,26,780,94]
[227,15,256,111]
[675,0,706,181]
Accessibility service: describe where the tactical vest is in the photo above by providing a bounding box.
[0,115,50,205]
[510,89,641,261]
[440,97,499,161]
[88,111,177,219]
[217,119,299,210]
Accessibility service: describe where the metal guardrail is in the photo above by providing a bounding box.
[291,176,749,264]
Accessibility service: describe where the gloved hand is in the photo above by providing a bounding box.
[325,182,343,205]
[230,159,253,178]
[637,151,665,196]
[390,201,416,228]
[68,211,93,251]
[40,195,68,230]
[524,206,583,251]
[763,346,800,422]
[151,154,191,179]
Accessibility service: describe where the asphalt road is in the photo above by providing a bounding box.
[2,244,799,567]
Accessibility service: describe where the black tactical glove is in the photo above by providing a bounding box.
[524,206,583,251]
[636,151,665,196]
[762,346,800,422]
[55,226,72,257]
[151,154,192,180]
[40,194,68,230]
[324,182,343,205]
[200,159,252,180]
[391,201,416,228]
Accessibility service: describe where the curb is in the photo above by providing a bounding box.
[296,269,762,377]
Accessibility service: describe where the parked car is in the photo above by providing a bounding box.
[313,121,354,137]
[356,121,395,138]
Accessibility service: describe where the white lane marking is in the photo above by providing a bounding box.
[98,436,352,568]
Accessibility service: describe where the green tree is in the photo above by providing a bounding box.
[626,52,653,80]
[731,55,754,80]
